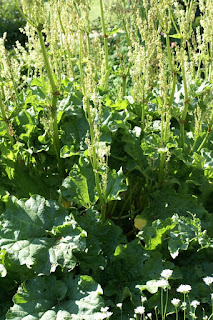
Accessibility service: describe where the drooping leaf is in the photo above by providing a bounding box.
[6,275,107,320]
[106,167,127,201]
[61,162,97,208]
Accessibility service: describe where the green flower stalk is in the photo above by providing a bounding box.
[0,91,14,144]
[196,107,213,153]
[37,24,61,169]
[99,0,109,90]
[79,30,106,219]
[179,48,189,149]
[15,0,62,171]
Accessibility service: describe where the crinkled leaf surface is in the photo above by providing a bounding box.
[143,187,208,221]
[143,214,212,258]
[0,195,86,275]
[106,167,127,201]
[61,162,97,208]
[6,275,106,320]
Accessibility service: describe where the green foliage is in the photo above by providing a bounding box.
[0,0,26,49]
[0,0,213,319]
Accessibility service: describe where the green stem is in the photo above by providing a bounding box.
[169,73,177,106]
[0,92,14,144]
[183,294,186,320]
[169,8,180,35]
[166,34,174,73]
[175,307,178,320]
[86,99,106,219]
[37,26,58,93]
[37,25,61,168]
[179,49,189,149]
[155,306,159,320]
[0,64,6,100]
[163,289,169,319]
[159,152,166,184]
[196,109,213,152]
[141,104,145,132]
[161,289,164,320]
[99,0,109,89]
[186,294,192,319]
[122,17,131,47]
[79,30,106,219]
[122,75,127,97]
[5,53,19,107]
[79,30,86,95]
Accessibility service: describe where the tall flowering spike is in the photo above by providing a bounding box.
[20,0,45,27]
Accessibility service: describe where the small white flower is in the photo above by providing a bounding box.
[141,296,147,303]
[157,279,169,290]
[116,303,122,309]
[177,284,192,294]
[189,312,197,318]
[161,269,173,280]
[171,298,181,307]
[134,306,145,314]
[211,293,213,300]
[181,302,187,310]
[105,311,113,318]
[147,313,152,319]
[203,316,208,320]
[191,300,200,309]
[101,307,109,313]
[203,276,213,286]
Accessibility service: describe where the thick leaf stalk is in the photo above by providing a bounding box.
[37,25,61,169]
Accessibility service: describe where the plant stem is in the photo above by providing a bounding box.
[99,0,109,89]
[175,307,178,320]
[166,34,174,73]
[79,30,86,95]
[37,24,61,169]
[163,289,169,319]
[183,294,186,320]
[85,99,106,218]
[197,108,213,152]
[0,91,14,144]
[122,17,131,47]
[161,289,164,320]
[79,29,106,219]
[5,53,19,108]
[179,49,189,149]
[155,306,159,320]
[169,73,177,106]
[122,75,127,97]
[159,152,166,184]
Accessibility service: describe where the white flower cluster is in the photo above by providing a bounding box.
[203,276,213,286]
[176,284,192,294]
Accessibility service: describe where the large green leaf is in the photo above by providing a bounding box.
[6,275,108,320]
[143,214,213,258]
[106,167,127,201]
[61,161,97,208]
[0,195,86,275]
